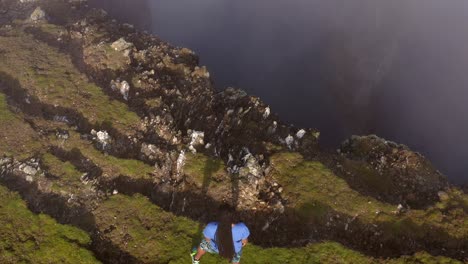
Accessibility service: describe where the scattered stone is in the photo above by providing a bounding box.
[263,107,270,119]
[188,130,204,154]
[56,129,69,140]
[267,121,278,134]
[296,129,306,139]
[111,79,130,100]
[53,115,70,123]
[19,164,37,176]
[191,66,210,79]
[30,7,46,22]
[239,152,262,180]
[438,191,450,202]
[285,135,294,149]
[91,129,111,151]
[176,150,186,176]
[397,204,404,213]
[111,38,133,54]
[0,157,12,167]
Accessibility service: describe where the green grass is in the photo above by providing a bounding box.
[270,152,395,219]
[183,153,227,189]
[0,93,42,158]
[94,194,461,264]
[270,152,468,246]
[0,25,140,135]
[48,131,154,180]
[41,153,85,192]
[0,93,15,123]
[94,194,202,263]
[342,158,393,194]
[0,185,100,263]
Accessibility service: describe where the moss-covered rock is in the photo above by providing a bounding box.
[339,135,448,208]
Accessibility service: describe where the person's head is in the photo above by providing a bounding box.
[215,204,236,260]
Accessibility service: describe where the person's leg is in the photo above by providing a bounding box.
[194,247,206,260]
[195,240,216,261]
[231,251,242,264]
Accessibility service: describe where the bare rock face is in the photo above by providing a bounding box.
[340,135,448,208]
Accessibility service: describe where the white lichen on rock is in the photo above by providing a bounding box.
[188,130,204,154]
[263,107,271,119]
[296,129,306,139]
[91,129,111,151]
[176,150,186,176]
[111,79,130,100]
[285,135,294,149]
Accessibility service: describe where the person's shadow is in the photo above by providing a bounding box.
[191,157,221,248]
[191,156,240,248]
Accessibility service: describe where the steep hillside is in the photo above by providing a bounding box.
[0,0,466,263]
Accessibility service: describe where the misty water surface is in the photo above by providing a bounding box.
[88,0,468,184]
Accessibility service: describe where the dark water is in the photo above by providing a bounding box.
[88,0,468,184]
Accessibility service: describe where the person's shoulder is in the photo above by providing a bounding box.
[203,222,218,238]
[236,222,249,231]
[235,222,250,238]
[204,222,218,232]
[206,222,218,228]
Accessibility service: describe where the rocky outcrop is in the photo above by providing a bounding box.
[339,135,448,208]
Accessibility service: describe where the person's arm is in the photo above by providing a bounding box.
[203,223,216,242]
[241,238,248,247]
[241,223,250,247]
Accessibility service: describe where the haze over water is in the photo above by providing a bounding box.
[89,0,468,184]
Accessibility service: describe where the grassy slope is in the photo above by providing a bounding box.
[95,194,461,264]
[0,18,464,264]
[0,93,42,159]
[41,152,88,192]
[0,23,140,135]
[0,185,100,264]
[47,131,154,180]
[270,152,467,242]
[183,153,228,192]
